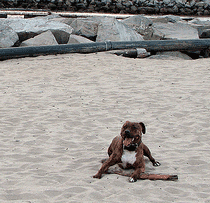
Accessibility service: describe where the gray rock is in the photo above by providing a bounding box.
[51,30,70,44]
[116,3,124,10]
[149,51,192,60]
[195,2,205,7]
[172,5,179,13]
[163,0,171,5]
[0,16,73,42]
[68,34,94,44]
[152,22,199,39]
[151,28,165,40]
[187,18,210,38]
[55,17,75,26]
[96,17,144,42]
[200,29,210,38]
[121,15,153,39]
[136,48,150,58]
[20,30,58,47]
[0,24,19,48]
[151,15,182,23]
[70,17,99,40]
[203,9,210,15]
[131,5,138,13]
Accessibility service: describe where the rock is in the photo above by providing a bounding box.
[54,17,75,26]
[200,29,210,38]
[204,9,210,15]
[187,18,210,38]
[121,15,153,39]
[51,30,70,44]
[195,2,205,7]
[172,5,179,13]
[151,28,165,40]
[70,18,99,41]
[151,15,182,23]
[68,34,94,44]
[2,0,210,16]
[0,23,19,48]
[48,2,57,10]
[152,22,199,39]
[130,5,138,13]
[116,3,124,10]
[136,48,151,58]
[0,16,73,42]
[96,17,144,42]
[149,51,192,60]
[20,30,58,47]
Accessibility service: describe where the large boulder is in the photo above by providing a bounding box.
[152,22,199,39]
[70,18,99,41]
[0,16,73,43]
[20,30,58,47]
[68,34,94,44]
[0,23,19,48]
[50,30,70,44]
[188,18,210,38]
[96,17,144,42]
[121,15,153,40]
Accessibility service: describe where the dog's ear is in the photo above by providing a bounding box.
[139,122,146,134]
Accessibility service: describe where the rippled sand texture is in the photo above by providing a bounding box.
[0,52,210,202]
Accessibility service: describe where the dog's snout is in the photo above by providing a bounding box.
[125,130,130,135]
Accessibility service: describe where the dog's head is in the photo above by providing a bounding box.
[120,121,146,151]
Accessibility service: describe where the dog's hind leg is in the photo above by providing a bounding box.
[93,153,122,179]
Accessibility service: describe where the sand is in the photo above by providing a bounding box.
[0,52,210,202]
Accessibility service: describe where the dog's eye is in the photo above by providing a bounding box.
[133,126,137,130]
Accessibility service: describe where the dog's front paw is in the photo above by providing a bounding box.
[129,177,137,183]
[93,173,102,179]
[153,161,161,167]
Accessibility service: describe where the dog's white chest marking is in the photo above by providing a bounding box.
[121,150,137,167]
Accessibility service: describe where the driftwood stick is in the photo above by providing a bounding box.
[106,168,178,181]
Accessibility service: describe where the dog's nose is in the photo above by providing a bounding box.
[125,130,130,135]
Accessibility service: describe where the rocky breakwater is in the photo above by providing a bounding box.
[0,14,210,59]
[1,0,210,16]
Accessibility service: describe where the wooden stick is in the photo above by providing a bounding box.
[106,168,178,181]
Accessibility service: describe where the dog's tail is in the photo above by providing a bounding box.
[106,168,178,181]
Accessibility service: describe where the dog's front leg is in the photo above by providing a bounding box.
[143,144,160,166]
[129,165,145,183]
[129,151,145,183]
[93,153,120,179]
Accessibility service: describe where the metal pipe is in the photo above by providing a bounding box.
[0,9,134,19]
[0,39,210,60]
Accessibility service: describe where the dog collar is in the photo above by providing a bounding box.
[137,140,142,146]
[123,140,142,151]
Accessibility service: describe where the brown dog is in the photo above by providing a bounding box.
[93,121,178,182]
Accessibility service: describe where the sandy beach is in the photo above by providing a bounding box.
[0,52,210,202]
